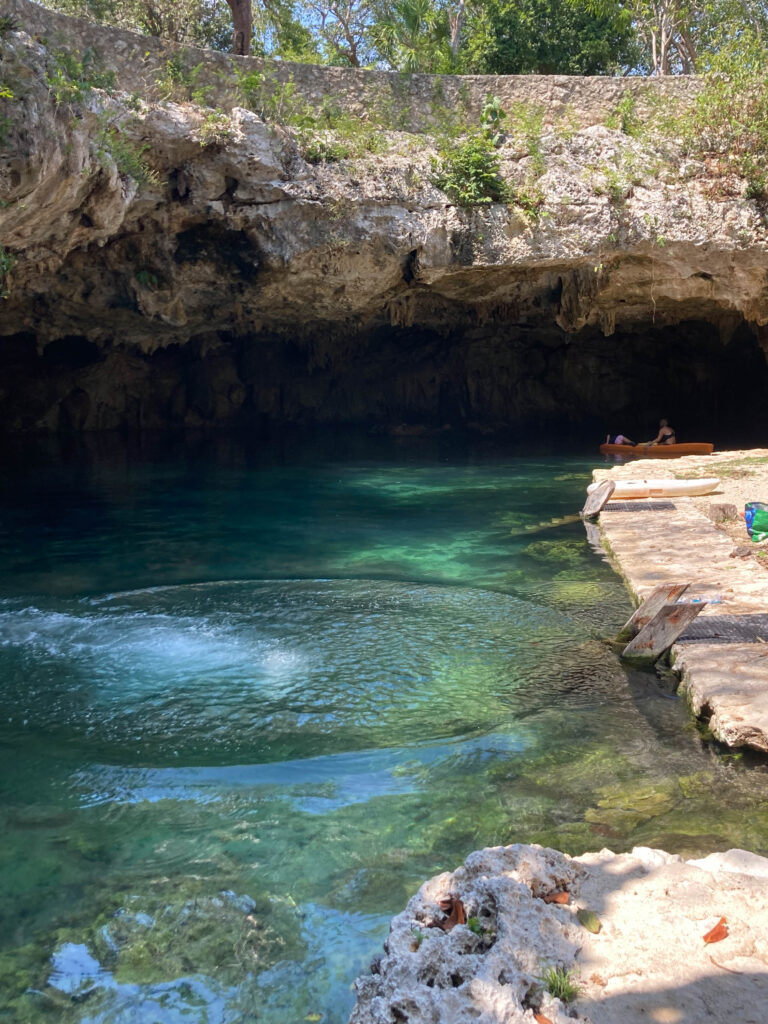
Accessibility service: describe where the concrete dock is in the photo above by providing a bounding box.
[593,451,768,753]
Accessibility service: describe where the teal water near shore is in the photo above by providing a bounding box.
[2,434,768,1024]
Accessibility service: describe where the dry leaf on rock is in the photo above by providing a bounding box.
[542,890,570,904]
[577,908,602,933]
[429,895,467,931]
[533,1013,554,1024]
[703,916,729,943]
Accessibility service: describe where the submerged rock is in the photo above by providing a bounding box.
[350,842,768,1024]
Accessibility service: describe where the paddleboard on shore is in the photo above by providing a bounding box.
[586,477,720,499]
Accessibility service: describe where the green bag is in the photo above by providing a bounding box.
[746,502,768,542]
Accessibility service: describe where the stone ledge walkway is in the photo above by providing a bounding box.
[592,461,768,753]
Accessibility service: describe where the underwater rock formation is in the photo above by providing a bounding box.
[350,843,768,1024]
[3,2,768,434]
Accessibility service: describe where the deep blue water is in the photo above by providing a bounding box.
[1,433,766,1024]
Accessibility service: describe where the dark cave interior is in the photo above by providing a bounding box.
[1,316,767,446]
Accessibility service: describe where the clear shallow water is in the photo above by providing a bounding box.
[1,434,768,1024]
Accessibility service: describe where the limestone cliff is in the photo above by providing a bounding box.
[2,0,768,434]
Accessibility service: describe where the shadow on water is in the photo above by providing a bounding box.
[1,430,767,1023]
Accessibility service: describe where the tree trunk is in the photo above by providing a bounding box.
[450,0,466,59]
[226,0,253,56]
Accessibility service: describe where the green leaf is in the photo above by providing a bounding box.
[577,908,601,933]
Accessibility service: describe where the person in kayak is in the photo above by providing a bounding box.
[605,433,636,446]
[643,419,676,446]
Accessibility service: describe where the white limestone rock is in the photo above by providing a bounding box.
[350,844,768,1024]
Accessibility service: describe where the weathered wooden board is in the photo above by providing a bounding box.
[581,480,615,520]
[621,601,707,664]
[615,583,691,642]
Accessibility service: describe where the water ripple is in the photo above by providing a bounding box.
[0,579,622,764]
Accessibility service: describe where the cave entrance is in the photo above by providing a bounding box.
[1,317,767,442]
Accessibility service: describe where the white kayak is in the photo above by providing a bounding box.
[587,477,720,499]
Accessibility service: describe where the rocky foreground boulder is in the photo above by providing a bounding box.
[350,843,768,1024]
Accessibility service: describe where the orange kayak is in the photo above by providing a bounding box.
[599,442,714,457]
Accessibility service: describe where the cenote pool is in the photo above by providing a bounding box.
[2,433,768,1024]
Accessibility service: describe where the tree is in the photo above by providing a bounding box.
[226,0,253,53]
[47,0,236,48]
[369,0,452,71]
[449,0,466,57]
[459,0,640,75]
[627,0,768,75]
[304,0,375,65]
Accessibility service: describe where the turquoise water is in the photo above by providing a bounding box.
[1,435,768,1024]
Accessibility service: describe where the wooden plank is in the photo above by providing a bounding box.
[581,480,615,520]
[615,583,691,642]
[621,602,707,664]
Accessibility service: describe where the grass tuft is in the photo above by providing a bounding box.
[540,964,579,1002]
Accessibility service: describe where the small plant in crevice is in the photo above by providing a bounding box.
[555,104,581,142]
[197,111,234,147]
[155,51,188,98]
[540,964,579,1003]
[134,269,160,290]
[45,47,116,107]
[602,166,629,204]
[155,52,213,105]
[251,75,316,128]
[0,78,13,146]
[605,92,641,137]
[0,14,18,37]
[431,95,511,207]
[0,246,16,299]
[297,114,384,164]
[234,66,264,111]
[95,124,159,188]
[480,94,507,145]
[432,132,510,206]
[511,100,546,179]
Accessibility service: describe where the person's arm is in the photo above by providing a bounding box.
[643,431,662,447]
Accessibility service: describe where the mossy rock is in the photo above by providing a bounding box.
[584,780,678,833]
[522,538,589,567]
[584,805,646,833]
[525,746,636,794]
[79,882,305,987]
[0,942,50,1001]
[677,770,715,799]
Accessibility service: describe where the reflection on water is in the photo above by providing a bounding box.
[1,434,767,1024]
